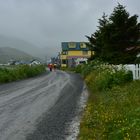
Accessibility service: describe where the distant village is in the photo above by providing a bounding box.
[0,41,93,68]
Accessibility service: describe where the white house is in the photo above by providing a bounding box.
[29,60,41,65]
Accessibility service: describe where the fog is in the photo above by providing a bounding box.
[0,0,139,58]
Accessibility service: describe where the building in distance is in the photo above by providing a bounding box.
[60,42,94,67]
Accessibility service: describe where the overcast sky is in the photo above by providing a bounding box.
[0,0,140,55]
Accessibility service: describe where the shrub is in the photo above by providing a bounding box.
[74,65,83,73]
[80,60,103,77]
[85,65,133,92]
[0,65,46,83]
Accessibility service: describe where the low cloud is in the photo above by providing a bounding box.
[0,0,139,57]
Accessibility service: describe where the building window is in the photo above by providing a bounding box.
[62,59,67,64]
[68,42,76,48]
[80,42,86,48]
[62,51,68,55]
[82,51,88,55]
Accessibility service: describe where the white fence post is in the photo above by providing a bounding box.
[135,64,140,80]
[108,64,140,80]
[124,64,140,80]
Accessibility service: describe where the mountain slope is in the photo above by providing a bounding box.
[0,47,33,63]
[0,35,48,59]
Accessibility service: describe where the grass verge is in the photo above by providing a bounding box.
[78,73,140,140]
[79,81,140,140]
[73,61,139,140]
[0,65,46,83]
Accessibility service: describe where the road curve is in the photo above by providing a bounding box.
[0,70,87,140]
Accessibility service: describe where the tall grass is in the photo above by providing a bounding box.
[78,61,140,140]
[0,65,46,83]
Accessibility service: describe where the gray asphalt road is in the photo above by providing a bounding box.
[0,70,87,140]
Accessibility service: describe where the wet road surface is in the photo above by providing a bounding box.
[0,70,87,140]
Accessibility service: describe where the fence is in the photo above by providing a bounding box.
[124,64,140,80]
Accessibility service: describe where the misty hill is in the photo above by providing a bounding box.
[0,35,50,60]
[0,47,33,63]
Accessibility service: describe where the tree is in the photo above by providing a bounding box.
[87,3,140,64]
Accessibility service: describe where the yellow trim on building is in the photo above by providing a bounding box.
[60,42,94,67]
[61,64,67,67]
[68,50,90,56]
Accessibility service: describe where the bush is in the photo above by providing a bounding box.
[74,65,83,73]
[76,60,104,77]
[85,64,133,92]
[0,65,46,83]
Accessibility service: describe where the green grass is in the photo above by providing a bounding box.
[0,65,46,83]
[61,62,139,139]
[78,73,140,140]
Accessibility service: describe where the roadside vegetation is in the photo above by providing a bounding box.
[76,3,140,139]
[0,65,46,83]
[75,61,140,140]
